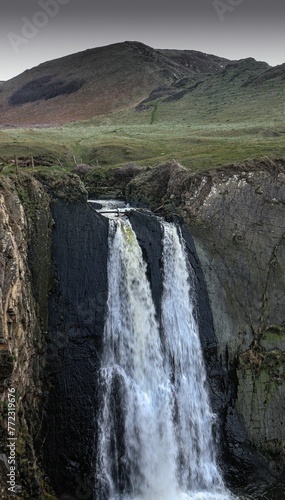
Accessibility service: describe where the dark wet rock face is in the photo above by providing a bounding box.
[42,201,109,498]
[129,211,164,317]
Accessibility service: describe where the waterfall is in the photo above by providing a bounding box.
[161,223,225,494]
[96,216,233,500]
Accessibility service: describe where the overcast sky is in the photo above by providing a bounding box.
[1,0,285,81]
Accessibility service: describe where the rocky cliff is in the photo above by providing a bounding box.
[0,160,285,497]
[0,174,52,498]
[0,172,88,498]
[127,158,285,484]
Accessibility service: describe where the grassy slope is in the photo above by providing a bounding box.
[0,58,285,175]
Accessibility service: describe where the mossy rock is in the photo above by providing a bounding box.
[261,325,285,352]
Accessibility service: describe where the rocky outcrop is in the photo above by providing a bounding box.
[127,158,285,485]
[0,174,52,498]
[0,172,87,499]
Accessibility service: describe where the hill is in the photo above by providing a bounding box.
[0,42,284,173]
[0,41,229,127]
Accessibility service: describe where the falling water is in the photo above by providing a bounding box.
[96,216,233,500]
[161,223,227,497]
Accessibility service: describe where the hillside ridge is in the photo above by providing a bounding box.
[0,41,230,126]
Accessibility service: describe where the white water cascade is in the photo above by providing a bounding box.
[96,216,233,500]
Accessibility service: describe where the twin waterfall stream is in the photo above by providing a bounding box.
[95,204,233,500]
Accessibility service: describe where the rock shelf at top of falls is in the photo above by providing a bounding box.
[88,198,134,217]
[87,198,153,219]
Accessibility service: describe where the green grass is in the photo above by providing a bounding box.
[1,120,284,174]
[1,63,285,175]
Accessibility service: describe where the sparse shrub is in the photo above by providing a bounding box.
[73,163,94,178]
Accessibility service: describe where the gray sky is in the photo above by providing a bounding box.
[1,0,285,81]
